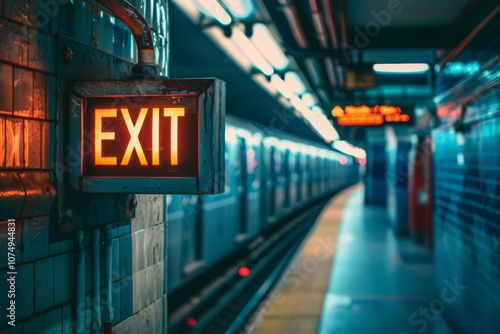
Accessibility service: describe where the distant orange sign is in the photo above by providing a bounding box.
[331,105,410,126]
[337,114,384,126]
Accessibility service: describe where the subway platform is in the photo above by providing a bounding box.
[248,184,457,334]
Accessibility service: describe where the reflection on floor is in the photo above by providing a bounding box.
[317,185,453,334]
[252,184,456,334]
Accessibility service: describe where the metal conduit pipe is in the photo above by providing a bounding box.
[439,5,500,69]
[278,0,309,48]
[92,229,102,334]
[102,225,114,334]
[96,0,159,75]
[75,230,85,334]
[322,0,339,50]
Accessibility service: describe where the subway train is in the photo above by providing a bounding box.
[167,115,360,292]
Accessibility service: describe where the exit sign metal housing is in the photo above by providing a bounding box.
[69,78,225,194]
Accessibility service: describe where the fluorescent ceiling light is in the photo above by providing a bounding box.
[175,0,336,144]
[251,24,289,70]
[333,140,366,159]
[271,74,294,99]
[222,0,254,19]
[252,73,278,96]
[290,94,309,113]
[277,95,293,110]
[311,106,324,115]
[290,96,338,142]
[373,63,429,74]
[232,27,274,75]
[284,72,306,95]
[301,92,317,107]
[306,113,339,142]
[172,0,200,21]
[194,0,232,25]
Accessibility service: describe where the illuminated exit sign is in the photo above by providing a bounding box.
[331,105,410,126]
[69,78,225,194]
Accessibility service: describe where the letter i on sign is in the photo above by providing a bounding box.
[163,108,185,165]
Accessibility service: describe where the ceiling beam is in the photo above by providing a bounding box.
[346,27,454,49]
[287,27,454,62]
[338,0,348,46]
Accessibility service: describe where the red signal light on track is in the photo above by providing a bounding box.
[238,266,250,277]
[339,156,348,165]
[187,317,197,327]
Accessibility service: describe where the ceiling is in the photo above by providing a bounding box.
[169,8,325,142]
[168,0,493,144]
[347,0,471,27]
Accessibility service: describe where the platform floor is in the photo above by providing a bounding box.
[250,183,455,334]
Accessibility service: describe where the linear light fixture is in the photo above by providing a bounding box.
[252,73,278,96]
[232,27,274,76]
[333,140,366,158]
[290,94,309,113]
[284,72,306,95]
[173,0,339,144]
[271,74,294,99]
[250,24,289,70]
[307,113,339,142]
[301,92,317,107]
[194,0,232,25]
[221,0,255,19]
[373,63,430,74]
[289,97,339,142]
[172,0,200,20]
[311,105,324,115]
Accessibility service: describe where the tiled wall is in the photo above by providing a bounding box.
[0,195,167,333]
[0,0,169,333]
[433,90,500,332]
[431,11,500,332]
[0,63,54,170]
[114,194,167,334]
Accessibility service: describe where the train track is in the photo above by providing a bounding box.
[167,197,331,334]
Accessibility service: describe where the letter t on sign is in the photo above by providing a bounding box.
[163,108,185,166]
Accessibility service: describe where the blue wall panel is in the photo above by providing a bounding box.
[433,93,500,332]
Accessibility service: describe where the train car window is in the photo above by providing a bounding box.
[247,146,260,188]
[283,149,290,179]
[295,152,301,177]
[274,149,282,176]
[224,142,231,193]
[269,146,277,216]
[233,147,241,173]
[310,155,316,175]
[269,146,276,179]
[238,137,248,235]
